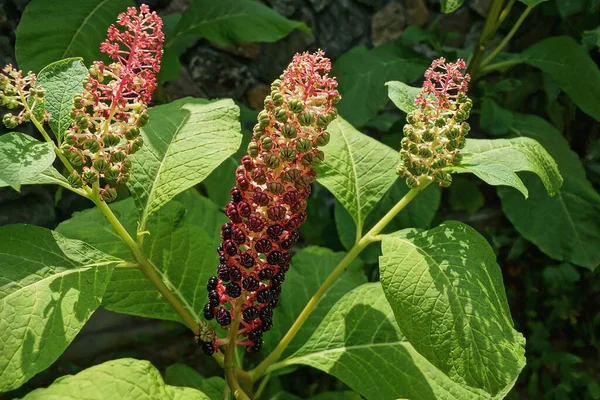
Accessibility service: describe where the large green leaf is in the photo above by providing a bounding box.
[333,45,427,127]
[523,36,600,122]
[56,191,226,321]
[261,247,366,357]
[0,133,55,191]
[455,136,563,198]
[280,283,489,400]
[128,97,241,228]
[498,113,600,269]
[170,0,309,48]
[36,58,88,140]
[21,358,209,399]
[385,81,420,114]
[316,117,399,236]
[15,0,133,73]
[164,364,226,400]
[0,225,119,392]
[0,167,68,189]
[335,181,441,264]
[480,97,512,137]
[380,221,526,397]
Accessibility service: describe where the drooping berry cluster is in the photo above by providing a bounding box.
[199,50,340,355]
[62,5,163,202]
[397,58,472,188]
[0,65,47,128]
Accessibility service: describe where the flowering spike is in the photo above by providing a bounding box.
[0,65,48,128]
[398,58,472,188]
[62,4,163,200]
[201,50,340,355]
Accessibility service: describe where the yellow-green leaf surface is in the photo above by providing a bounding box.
[56,191,226,322]
[316,117,399,235]
[21,358,209,399]
[385,81,420,114]
[128,97,241,228]
[36,58,88,140]
[164,364,225,400]
[281,283,490,400]
[0,225,120,392]
[0,133,55,191]
[380,221,526,397]
[15,0,133,73]
[457,136,563,198]
[0,167,68,189]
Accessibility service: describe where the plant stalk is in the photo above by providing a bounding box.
[249,178,431,380]
[481,5,534,67]
[467,0,506,79]
[225,299,251,400]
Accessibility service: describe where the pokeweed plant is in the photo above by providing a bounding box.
[0,2,569,400]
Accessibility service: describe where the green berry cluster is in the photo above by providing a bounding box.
[0,65,47,129]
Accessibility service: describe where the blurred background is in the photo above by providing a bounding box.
[1,0,599,398]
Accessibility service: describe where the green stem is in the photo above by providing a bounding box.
[481,5,534,67]
[225,299,251,400]
[249,179,431,380]
[497,0,517,25]
[479,57,526,75]
[467,0,506,79]
[254,373,271,400]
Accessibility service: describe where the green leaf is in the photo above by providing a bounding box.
[56,191,227,321]
[497,113,600,270]
[36,58,88,140]
[21,358,209,399]
[0,225,119,392]
[523,36,600,122]
[385,81,420,114]
[0,133,55,191]
[128,97,241,228]
[0,166,68,188]
[170,0,310,48]
[582,27,600,50]
[440,0,467,13]
[333,45,428,127]
[261,247,367,357]
[165,364,225,400]
[456,136,563,198]
[316,116,399,235]
[449,176,484,214]
[518,0,548,5]
[282,283,490,400]
[380,221,526,397]
[480,97,513,137]
[15,0,133,73]
[335,180,441,264]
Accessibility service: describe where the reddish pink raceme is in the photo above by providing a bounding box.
[200,50,340,355]
[62,4,164,201]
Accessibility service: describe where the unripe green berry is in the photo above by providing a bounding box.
[2,114,17,128]
[271,91,283,106]
[125,127,140,140]
[422,130,435,142]
[263,96,272,109]
[298,112,315,126]
[111,151,127,163]
[82,169,98,184]
[138,111,150,127]
[316,131,330,147]
[271,79,282,91]
[69,152,84,166]
[120,159,132,173]
[261,136,273,150]
[264,153,280,169]
[438,171,452,187]
[279,146,296,161]
[281,124,297,139]
[288,99,303,113]
[317,113,330,127]
[84,139,100,153]
[406,175,418,188]
[409,143,419,155]
[102,187,118,203]
[130,137,144,153]
[65,133,77,145]
[258,111,270,128]
[296,138,312,153]
[273,107,288,123]
[283,168,301,183]
[73,95,84,109]
[105,166,121,181]
[248,142,259,157]
[93,158,110,172]
[103,135,120,147]
[419,147,432,157]
[68,171,83,188]
[119,172,130,183]
[267,181,284,194]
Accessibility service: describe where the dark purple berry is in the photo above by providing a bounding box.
[257,288,273,304]
[208,290,220,307]
[280,239,293,250]
[243,276,260,292]
[203,303,214,320]
[229,267,242,282]
[223,240,237,256]
[231,187,243,203]
[267,205,286,221]
[259,306,273,320]
[271,271,285,287]
[261,318,273,331]
[258,267,274,281]
[279,252,291,270]
[253,191,270,206]
[250,338,263,351]
[288,230,300,243]
[266,224,284,239]
[232,227,246,244]
[226,202,241,222]
[216,308,232,326]
[240,252,254,269]
[247,215,265,232]
[206,276,218,291]
[219,256,226,264]
[255,238,272,253]
[238,201,251,218]
[217,264,230,281]
[242,306,259,322]
[267,251,282,265]
[226,282,242,298]
[201,342,215,355]
[221,223,233,240]
[248,329,263,342]
[282,190,299,205]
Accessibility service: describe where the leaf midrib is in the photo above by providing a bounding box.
[61,0,111,59]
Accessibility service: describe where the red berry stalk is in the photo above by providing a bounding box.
[199,50,340,355]
[62,4,164,202]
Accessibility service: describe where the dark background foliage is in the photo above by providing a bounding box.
[1,0,599,398]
